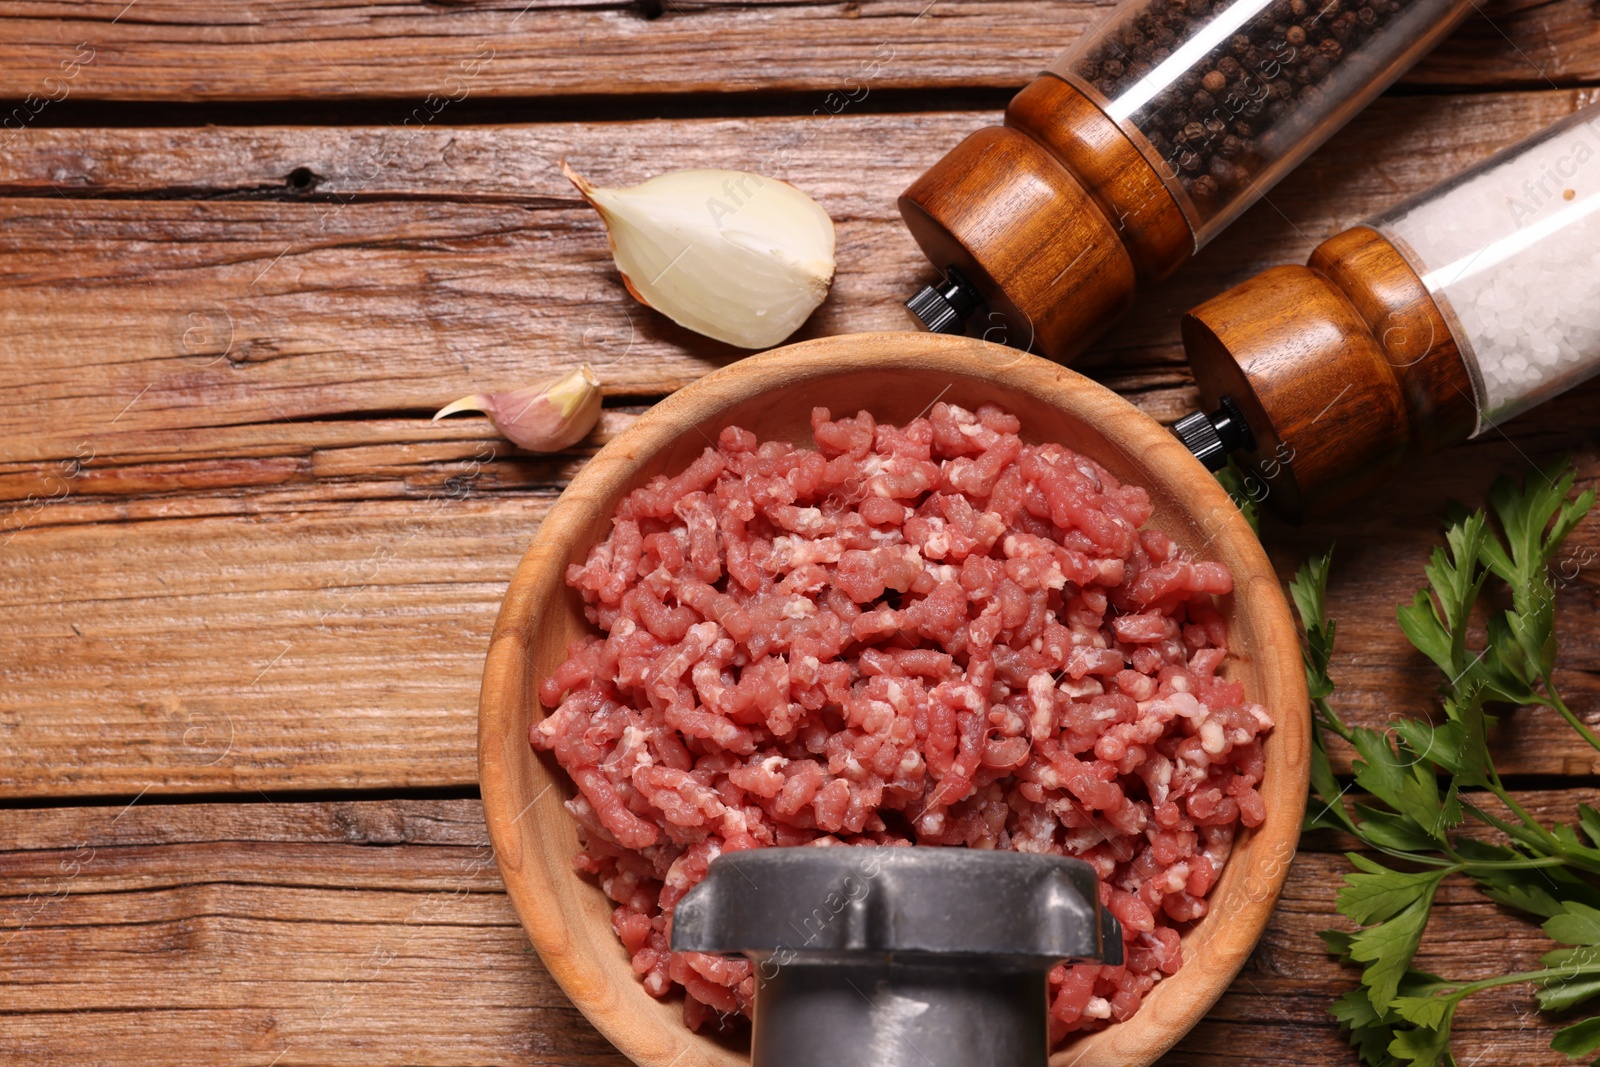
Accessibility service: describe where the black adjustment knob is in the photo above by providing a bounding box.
[673,847,1120,1067]
[1173,394,1257,471]
[905,265,984,335]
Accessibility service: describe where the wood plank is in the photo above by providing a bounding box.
[1,426,1596,798]
[0,0,1591,103]
[0,494,534,798]
[0,90,1591,471]
[1,91,1598,797]
[0,799,625,1066]
[0,797,1584,1065]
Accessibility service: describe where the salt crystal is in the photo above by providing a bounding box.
[1373,108,1600,426]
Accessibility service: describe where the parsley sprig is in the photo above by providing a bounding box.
[1290,461,1599,1066]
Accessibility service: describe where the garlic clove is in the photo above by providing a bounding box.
[562,162,836,350]
[433,363,602,452]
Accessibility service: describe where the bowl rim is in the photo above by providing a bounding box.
[479,331,1310,1067]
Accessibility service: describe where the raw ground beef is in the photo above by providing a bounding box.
[533,402,1273,1044]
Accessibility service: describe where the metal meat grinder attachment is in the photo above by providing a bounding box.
[671,846,1122,1067]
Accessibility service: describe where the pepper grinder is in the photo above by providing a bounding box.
[1173,104,1600,521]
[672,847,1121,1067]
[900,0,1473,362]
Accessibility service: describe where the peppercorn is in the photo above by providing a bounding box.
[1067,0,1408,223]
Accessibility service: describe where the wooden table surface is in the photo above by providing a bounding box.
[2,3,1599,1064]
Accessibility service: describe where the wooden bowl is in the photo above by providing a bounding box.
[480,332,1310,1067]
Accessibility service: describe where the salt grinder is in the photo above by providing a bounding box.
[671,847,1121,1067]
[900,0,1472,361]
[1173,104,1600,521]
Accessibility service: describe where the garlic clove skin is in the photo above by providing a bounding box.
[562,162,836,350]
[433,363,602,452]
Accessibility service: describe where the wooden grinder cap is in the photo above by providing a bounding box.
[1181,227,1478,522]
[899,124,1138,362]
[899,75,1195,363]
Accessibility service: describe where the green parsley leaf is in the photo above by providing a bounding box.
[1330,985,1403,1067]
[1290,549,1337,701]
[1340,861,1449,1011]
[1540,976,1600,1014]
[1215,462,1262,538]
[1551,1016,1600,1060]
[1389,993,1455,1030]
[1388,1018,1454,1067]
[1338,856,1449,926]
[1294,461,1599,1066]
[1546,902,1600,947]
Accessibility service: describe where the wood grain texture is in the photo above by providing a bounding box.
[0,493,537,797]
[1184,225,1479,521]
[0,797,1583,1065]
[899,121,1140,362]
[0,89,1593,470]
[2,0,1594,1059]
[0,0,1592,103]
[1005,73,1192,280]
[6,412,1592,798]
[1,89,1598,798]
